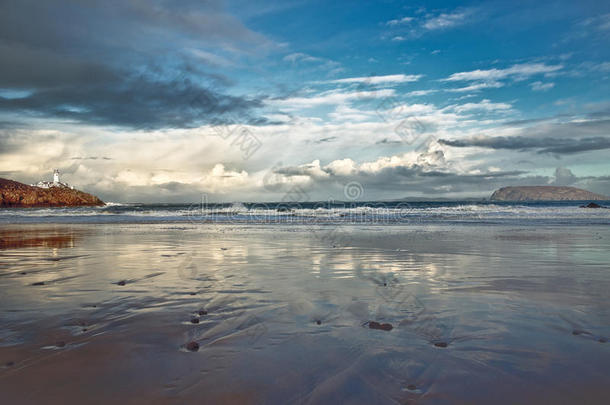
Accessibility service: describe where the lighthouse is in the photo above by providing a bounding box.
[31,169,72,189]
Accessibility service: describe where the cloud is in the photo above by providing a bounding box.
[267,89,395,109]
[384,8,476,41]
[448,99,512,113]
[552,167,577,186]
[587,61,610,72]
[282,52,343,75]
[439,135,610,154]
[441,63,563,93]
[327,74,422,85]
[386,17,414,26]
[262,142,549,199]
[446,81,504,93]
[283,53,323,64]
[422,10,473,30]
[190,49,237,68]
[530,81,555,91]
[444,63,563,82]
[582,13,610,32]
[0,0,272,129]
[406,90,437,97]
[0,73,265,129]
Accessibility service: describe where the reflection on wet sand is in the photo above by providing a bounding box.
[0,228,78,250]
[0,224,609,404]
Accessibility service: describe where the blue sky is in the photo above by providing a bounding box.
[0,0,609,201]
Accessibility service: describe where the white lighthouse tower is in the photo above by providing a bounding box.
[31,169,72,189]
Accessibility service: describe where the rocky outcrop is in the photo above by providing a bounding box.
[580,202,606,208]
[490,186,608,201]
[0,178,104,207]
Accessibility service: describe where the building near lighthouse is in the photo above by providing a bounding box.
[31,169,74,189]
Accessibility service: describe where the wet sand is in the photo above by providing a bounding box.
[1,224,609,404]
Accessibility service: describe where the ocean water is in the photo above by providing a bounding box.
[1,200,610,225]
[1,202,609,404]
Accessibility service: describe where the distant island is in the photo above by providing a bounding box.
[490,186,608,201]
[0,176,104,208]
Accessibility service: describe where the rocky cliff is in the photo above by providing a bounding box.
[0,178,105,207]
[490,186,608,201]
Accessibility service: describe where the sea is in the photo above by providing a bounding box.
[2,200,610,225]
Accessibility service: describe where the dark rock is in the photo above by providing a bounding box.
[198,310,208,316]
[5,361,14,367]
[190,318,199,324]
[599,337,607,343]
[581,202,605,208]
[56,341,66,348]
[186,341,199,352]
[82,328,88,332]
[117,280,126,286]
[189,292,196,296]
[316,320,321,325]
[406,384,417,391]
[368,321,393,331]
[434,342,448,348]
[0,178,104,207]
[572,329,589,336]
[31,281,45,286]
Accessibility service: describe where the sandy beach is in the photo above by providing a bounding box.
[1,223,609,404]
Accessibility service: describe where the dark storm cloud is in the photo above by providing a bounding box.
[439,135,610,154]
[0,0,270,129]
[441,115,610,155]
[0,75,263,129]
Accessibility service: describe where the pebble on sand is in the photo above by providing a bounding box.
[406,384,417,391]
[434,342,448,348]
[32,281,45,286]
[368,321,393,331]
[198,310,208,316]
[572,329,589,336]
[316,320,322,325]
[599,337,607,343]
[190,318,200,324]
[186,341,199,352]
[117,280,126,286]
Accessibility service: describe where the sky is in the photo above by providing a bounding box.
[1,0,609,202]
